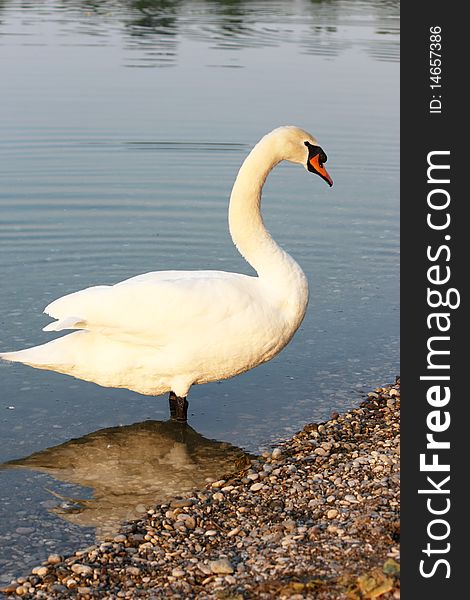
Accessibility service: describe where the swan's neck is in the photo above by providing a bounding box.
[228,135,305,287]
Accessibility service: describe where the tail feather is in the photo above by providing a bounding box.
[0,333,83,368]
[0,346,59,368]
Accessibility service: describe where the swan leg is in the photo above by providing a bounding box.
[169,391,188,422]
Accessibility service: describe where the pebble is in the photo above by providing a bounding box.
[183,516,196,530]
[198,563,212,575]
[71,564,93,576]
[76,587,91,595]
[14,586,26,596]
[171,568,185,578]
[0,585,18,594]
[15,527,34,535]
[209,559,234,574]
[250,482,264,491]
[170,498,194,508]
[211,480,226,488]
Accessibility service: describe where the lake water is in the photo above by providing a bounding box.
[0,0,399,582]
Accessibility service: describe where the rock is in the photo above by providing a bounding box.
[15,527,35,535]
[211,480,226,488]
[198,563,213,575]
[77,587,92,594]
[170,498,194,508]
[71,564,93,577]
[284,519,297,532]
[357,568,394,598]
[171,568,185,578]
[250,482,263,491]
[47,554,63,565]
[183,516,196,529]
[209,559,234,574]
[50,584,68,594]
[0,584,20,594]
[14,586,26,595]
[175,512,190,521]
[327,509,338,519]
[205,529,218,536]
[383,558,400,576]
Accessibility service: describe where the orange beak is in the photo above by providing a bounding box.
[309,154,333,187]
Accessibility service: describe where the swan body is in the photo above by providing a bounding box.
[1,126,332,409]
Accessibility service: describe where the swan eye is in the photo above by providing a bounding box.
[305,143,324,162]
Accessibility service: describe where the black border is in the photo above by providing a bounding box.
[401,3,465,596]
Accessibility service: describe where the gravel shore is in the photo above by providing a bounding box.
[1,380,400,599]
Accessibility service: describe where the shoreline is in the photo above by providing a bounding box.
[2,380,400,599]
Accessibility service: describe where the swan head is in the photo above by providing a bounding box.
[269,125,333,187]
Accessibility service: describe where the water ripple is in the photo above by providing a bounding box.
[0,0,399,67]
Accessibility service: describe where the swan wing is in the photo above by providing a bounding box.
[44,271,258,347]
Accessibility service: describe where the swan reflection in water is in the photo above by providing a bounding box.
[2,420,252,538]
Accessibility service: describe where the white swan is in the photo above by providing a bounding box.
[0,126,332,421]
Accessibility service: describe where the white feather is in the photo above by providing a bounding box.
[1,126,331,399]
